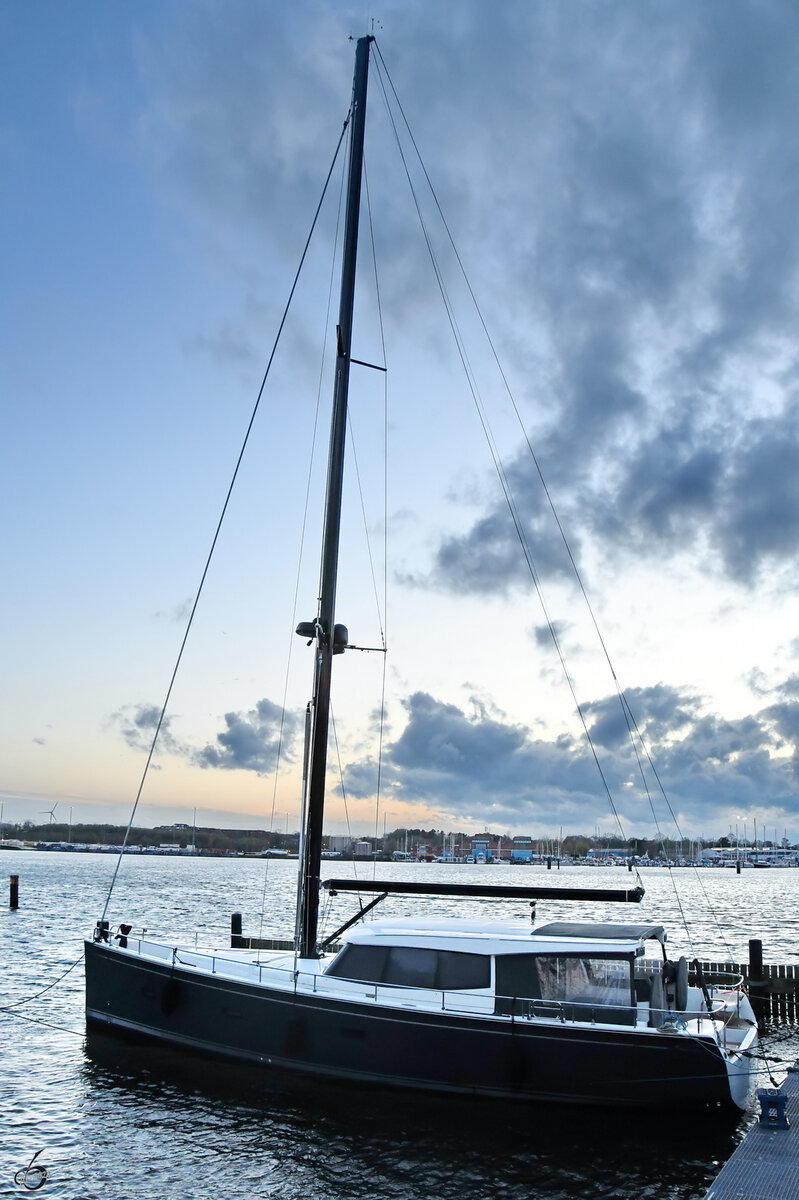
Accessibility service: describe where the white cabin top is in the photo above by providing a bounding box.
[339,918,666,957]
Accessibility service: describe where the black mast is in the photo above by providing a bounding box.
[296,35,372,959]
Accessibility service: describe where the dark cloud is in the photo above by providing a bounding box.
[374,690,627,827]
[195,698,299,773]
[582,685,697,750]
[761,701,799,751]
[605,424,724,546]
[337,678,799,833]
[87,4,799,606]
[391,691,528,774]
[110,703,183,756]
[716,410,799,582]
[533,620,570,649]
[349,2,799,599]
[110,698,299,776]
[431,507,575,596]
[778,676,799,700]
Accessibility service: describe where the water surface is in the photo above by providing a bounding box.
[2,850,797,1199]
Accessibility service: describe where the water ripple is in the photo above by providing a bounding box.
[2,850,798,1198]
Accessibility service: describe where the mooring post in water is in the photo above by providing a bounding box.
[9,874,19,909]
[231,912,244,948]
[748,937,766,1024]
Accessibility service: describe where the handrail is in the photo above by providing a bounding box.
[112,937,750,1032]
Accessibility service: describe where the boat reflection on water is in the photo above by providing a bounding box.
[83,1029,747,1200]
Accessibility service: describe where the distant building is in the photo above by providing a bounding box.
[328,835,353,854]
[511,836,533,863]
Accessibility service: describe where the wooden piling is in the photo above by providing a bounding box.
[748,937,766,1021]
[9,874,19,909]
[230,912,244,948]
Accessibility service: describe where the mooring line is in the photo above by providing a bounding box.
[0,949,85,1011]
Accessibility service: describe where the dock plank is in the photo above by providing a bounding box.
[705,1070,799,1199]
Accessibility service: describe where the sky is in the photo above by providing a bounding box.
[2,0,798,843]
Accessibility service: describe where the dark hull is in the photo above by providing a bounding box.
[84,940,736,1108]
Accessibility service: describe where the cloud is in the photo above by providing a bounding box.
[337,679,799,834]
[582,685,697,750]
[716,410,799,582]
[153,598,194,624]
[110,698,300,776]
[124,4,799,608]
[349,2,799,600]
[110,704,184,756]
[195,698,300,773]
[372,689,610,827]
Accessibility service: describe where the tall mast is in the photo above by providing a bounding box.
[296,34,372,958]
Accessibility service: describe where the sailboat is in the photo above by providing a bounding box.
[85,35,758,1109]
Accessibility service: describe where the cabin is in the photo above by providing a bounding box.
[323,918,674,1027]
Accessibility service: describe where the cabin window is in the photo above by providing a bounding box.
[326,944,490,990]
[434,950,490,990]
[533,955,631,1006]
[326,943,388,984]
[495,953,634,1022]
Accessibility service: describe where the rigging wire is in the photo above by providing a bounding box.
[371,43,738,941]
[345,408,391,881]
[320,706,371,937]
[369,49,724,945]
[355,152,391,871]
[374,47,731,950]
[98,114,352,925]
[372,44,636,875]
[257,105,352,949]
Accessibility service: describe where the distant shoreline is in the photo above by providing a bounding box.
[0,839,304,859]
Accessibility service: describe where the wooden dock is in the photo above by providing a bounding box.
[704,1069,799,1199]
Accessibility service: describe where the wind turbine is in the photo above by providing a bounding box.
[40,803,58,825]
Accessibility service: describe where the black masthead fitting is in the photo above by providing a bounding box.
[333,624,349,654]
[295,620,348,653]
[296,620,317,644]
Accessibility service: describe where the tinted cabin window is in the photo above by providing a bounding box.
[435,950,490,990]
[326,944,489,989]
[495,955,539,1002]
[326,943,387,983]
[385,946,438,988]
